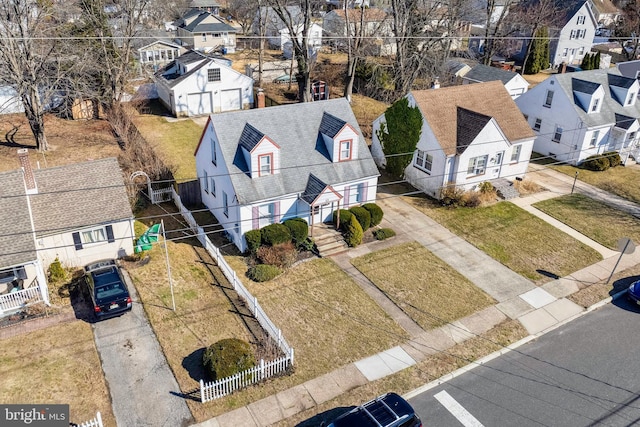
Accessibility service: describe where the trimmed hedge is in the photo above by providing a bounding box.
[332,209,353,231]
[283,218,308,243]
[349,206,371,230]
[363,203,383,227]
[582,154,610,171]
[260,223,292,246]
[344,215,363,247]
[373,228,396,240]
[203,338,255,381]
[244,229,262,254]
[603,151,622,168]
[247,264,282,282]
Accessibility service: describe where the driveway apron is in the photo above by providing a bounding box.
[92,270,192,427]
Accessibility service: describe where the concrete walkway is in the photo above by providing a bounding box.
[195,164,640,427]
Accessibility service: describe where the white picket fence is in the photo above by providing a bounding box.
[200,356,292,403]
[78,412,102,427]
[171,188,295,400]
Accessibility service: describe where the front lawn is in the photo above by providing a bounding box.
[132,114,204,181]
[351,241,495,330]
[404,199,602,284]
[534,194,640,249]
[551,163,640,205]
[0,321,116,426]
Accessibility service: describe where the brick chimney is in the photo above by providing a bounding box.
[17,148,37,194]
[256,88,265,108]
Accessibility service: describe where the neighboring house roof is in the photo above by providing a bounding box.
[138,40,183,52]
[30,158,133,238]
[617,60,640,79]
[553,68,640,128]
[591,0,619,15]
[0,170,37,267]
[464,64,520,85]
[328,8,388,21]
[198,98,379,204]
[411,81,535,156]
[447,60,472,75]
[190,0,220,8]
[178,10,235,33]
[155,50,233,89]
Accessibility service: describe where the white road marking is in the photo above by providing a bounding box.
[434,390,485,427]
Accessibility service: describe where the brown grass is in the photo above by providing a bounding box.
[569,261,640,308]
[272,319,528,426]
[551,163,640,205]
[0,113,121,173]
[0,321,116,426]
[514,178,544,195]
[351,242,496,330]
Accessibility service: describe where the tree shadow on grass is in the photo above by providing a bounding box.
[536,269,560,280]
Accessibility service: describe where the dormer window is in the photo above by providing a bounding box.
[259,154,272,176]
[339,140,352,161]
[627,92,636,106]
[591,98,600,112]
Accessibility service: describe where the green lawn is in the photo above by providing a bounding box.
[404,199,603,284]
[132,115,204,181]
[551,163,640,205]
[534,193,640,249]
[351,242,495,330]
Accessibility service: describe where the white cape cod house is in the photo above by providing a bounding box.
[0,152,134,316]
[194,98,379,252]
[371,81,535,199]
[515,69,640,165]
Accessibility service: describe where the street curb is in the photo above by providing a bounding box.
[403,289,628,401]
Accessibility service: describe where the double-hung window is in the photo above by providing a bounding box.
[591,98,600,112]
[467,155,488,176]
[534,118,542,131]
[339,140,352,161]
[414,149,433,174]
[81,227,106,244]
[552,125,563,143]
[204,170,209,193]
[590,130,599,147]
[577,16,585,24]
[211,138,217,165]
[511,145,522,162]
[544,90,554,107]
[210,177,216,197]
[259,154,272,176]
[627,92,636,105]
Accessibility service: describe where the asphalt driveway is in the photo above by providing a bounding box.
[92,270,192,427]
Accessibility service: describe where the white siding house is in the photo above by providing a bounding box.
[194,98,380,252]
[371,81,535,199]
[155,50,253,117]
[462,64,529,99]
[515,69,640,165]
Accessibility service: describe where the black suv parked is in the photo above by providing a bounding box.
[84,259,132,320]
[325,392,422,427]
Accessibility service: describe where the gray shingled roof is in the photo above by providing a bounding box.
[572,79,600,94]
[464,64,519,85]
[554,69,640,129]
[30,158,133,238]
[615,113,635,130]
[456,107,492,155]
[0,170,37,267]
[301,174,327,204]
[319,112,347,138]
[205,98,379,205]
[608,73,634,89]
[180,10,235,33]
[239,123,265,152]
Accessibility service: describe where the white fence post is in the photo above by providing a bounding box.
[96,412,103,427]
[200,379,205,403]
[290,348,294,365]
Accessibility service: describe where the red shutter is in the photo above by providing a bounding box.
[344,186,350,208]
[252,206,259,229]
[361,182,368,204]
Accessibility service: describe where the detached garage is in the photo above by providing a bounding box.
[154,50,254,118]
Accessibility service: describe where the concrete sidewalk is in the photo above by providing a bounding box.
[194,165,640,427]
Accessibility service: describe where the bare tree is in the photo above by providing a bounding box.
[228,0,259,34]
[481,0,518,65]
[266,0,313,102]
[616,0,640,60]
[0,0,63,151]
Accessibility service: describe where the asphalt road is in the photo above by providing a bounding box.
[91,270,193,427]
[409,299,640,427]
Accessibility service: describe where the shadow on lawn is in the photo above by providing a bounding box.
[182,347,207,382]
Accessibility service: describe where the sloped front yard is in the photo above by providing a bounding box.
[533,194,640,250]
[404,199,602,285]
[0,321,116,426]
[551,163,640,205]
[351,241,496,330]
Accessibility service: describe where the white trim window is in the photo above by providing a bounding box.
[577,16,585,25]
[258,154,272,176]
[552,125,563,143]
[223,192,229,217]
[210,177,216,197]
[627,92,636,106]
[204,170,209,193]
[414,149,433,174]
[590,130,599,147]
[211,138,217,165]
[534,117,542,131]
[348,183,365,206]
[81,227,106,244]
[339,140,352,161]
[258,203,275,228]
[511,145,522,162]
[544,90,554,107]
[591,97,600,112]
[467,155,488,176]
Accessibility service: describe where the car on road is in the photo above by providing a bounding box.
[627,279,640,306]
[323,392,422,427]
[84,259,132,320]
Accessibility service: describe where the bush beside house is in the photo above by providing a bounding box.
[582,152,622,171]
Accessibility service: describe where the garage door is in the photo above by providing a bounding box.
[220,89,241,112]
[187,92,212,116]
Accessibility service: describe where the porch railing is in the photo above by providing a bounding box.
[0,280,42,315]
